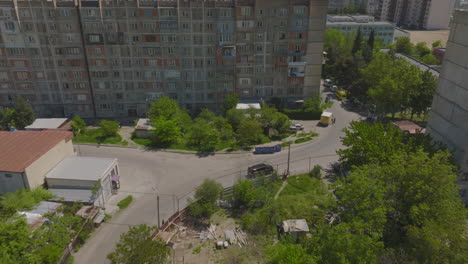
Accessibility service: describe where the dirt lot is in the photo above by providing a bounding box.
[168,210,269,264]
[406,30,450,46]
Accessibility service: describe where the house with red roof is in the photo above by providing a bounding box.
[0,130,75,194]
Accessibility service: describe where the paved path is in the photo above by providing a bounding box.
[73,90,362,264]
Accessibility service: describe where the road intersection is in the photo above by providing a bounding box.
[73,92,362,264]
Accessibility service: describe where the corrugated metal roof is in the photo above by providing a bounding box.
[46,156,117,181]
[0,130,73,173]
[135,118,155,131]
[25,118,68,130]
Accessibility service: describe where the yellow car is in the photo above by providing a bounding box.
[335,90,347,100]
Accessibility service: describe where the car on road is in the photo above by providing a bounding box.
[290,123,304,131]
[247,163,274,178]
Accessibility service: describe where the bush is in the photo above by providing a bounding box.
[309,165,322,179]
[117,195,133,210]
[189,179,223,218]
[294,137,313,144]
[71,116,87,135]
[99,120,120,137]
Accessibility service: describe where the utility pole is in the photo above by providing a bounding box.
[286,143,291,177]
[157,195,160,229]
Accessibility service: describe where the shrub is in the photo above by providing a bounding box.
[99,120,120,137]
[71,116,87,135]
[189,179,223,218]
[309,165,322,179]
[0,187,54,215]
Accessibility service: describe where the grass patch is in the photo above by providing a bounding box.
[294,137,313,144]
[192,246,202,254]
[73,128,127,145]
[297,132,319,138]
[385,112,428,122]
[132,138,153,147]
[281,141,294,147]
[104,214,112,222]
[65,255,74,264]
[117,195,133,210]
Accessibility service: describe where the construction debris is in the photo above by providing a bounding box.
[234,227,248,247]
[216,241,224,249]
[224,230,236,244]
[208,224,217,238]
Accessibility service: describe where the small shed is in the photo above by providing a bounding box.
[279,219,310,242]
[392,120,426,134]
[25,118,71,131]
[17,201,62,230]
[46,156,120,208]
[135,118,155,139]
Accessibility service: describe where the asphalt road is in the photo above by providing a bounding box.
[73,90,362,264]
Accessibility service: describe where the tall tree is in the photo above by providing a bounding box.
[237,119,263,146]
[147,96,179,121]
[107,224,169,264]
[186,119,220,150]
[98,120,120,137]
[13,96,35,129]
[222,93,239,114]
[71,115,87,135]
[367,29,375,50]
[395,37,414,55]
[151,118,181,145]
[408,70,437,118]
[0,108,14,130]
[352,27,363,54]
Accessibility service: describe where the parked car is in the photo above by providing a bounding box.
[254,144,281,154]
[247,163,274,178]
[324,79,333,86]
[330,85,338,92]
[289,123,304,131]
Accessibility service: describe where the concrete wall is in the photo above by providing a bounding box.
[427,9,468,203]
[24,139,75,189]
[0,171,25,195]
[426,0,456,29]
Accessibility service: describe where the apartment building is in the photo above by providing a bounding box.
[0,0,327,118]
[427,9,468,204]
[328,0,380,14]
[376,0,456,29]
[326,16,395,45]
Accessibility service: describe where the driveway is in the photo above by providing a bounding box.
[73,92,362,264]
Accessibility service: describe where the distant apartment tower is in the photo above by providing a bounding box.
[427,9,468,203]
[328,0,380,14]
[376,0,456,29]
[0,0,327,118]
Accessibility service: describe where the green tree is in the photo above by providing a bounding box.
[233,179,256,208]
[259,105,291,135]
[420,53,439,65]
[0,108,14,130]
[151,118,180,145]
[267,242,317,264]
[304,222,383,264]
[415,42,431,58]
[237,119,263,146]
[13,96,35,129]
[107,224,169,264]
[71,116,87,135]
[337,121,405,168]
[148,96,179,121]
[408,70,437,118]
[352,27,363,54]
[189,179,223,218]
[98,120,119,137]
[226,108,246,131]
[303,94,322,112]
[186,119,220,150]
[222,93,239,114]
[395,37,414,55]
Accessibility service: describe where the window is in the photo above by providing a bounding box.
[88,34,101,43]
[144,9,152,17]
[99,104,112,110]
[239,78,251,85]
[279,8,287,16]
[77,94,87,101]
[220,9,231,17]
[4,22,15,31]
[294,6,306,15]
[5,173,12,178]
[65,23,72,30]
[241,7,251,16]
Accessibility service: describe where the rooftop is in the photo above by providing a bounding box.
[282,219,309,232]
[236,103,261,110]
[327,21,393,26]
[25,118,68,130]
[46,156,117,181]
[49,188,95,204]
[135,118,155,131]
[0,130,73,173]
[393,120,426,134]
[380,49,440,76]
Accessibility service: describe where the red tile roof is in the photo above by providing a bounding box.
[0,130,73,173]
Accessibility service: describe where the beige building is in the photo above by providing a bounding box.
[376,0,456,29]
[0,130,75,194]
[427,9,468,203]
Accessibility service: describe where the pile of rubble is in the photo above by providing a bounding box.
[200,224,248,249]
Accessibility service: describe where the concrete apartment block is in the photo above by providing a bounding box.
[427,9,468,203]
[376,0,456,29]
[0,0,326,118]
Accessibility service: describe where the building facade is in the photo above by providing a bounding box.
[427,10,468,204]
[376,0,456,29]
[326,17,395,45]
[0,0,327,118]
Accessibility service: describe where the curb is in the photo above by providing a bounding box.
[74,135,319,155]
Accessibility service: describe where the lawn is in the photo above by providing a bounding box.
[117,195,133,210]
[73,128,128,146]
[385,112,429,122]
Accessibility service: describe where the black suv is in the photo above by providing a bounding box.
[247,163,274,178]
